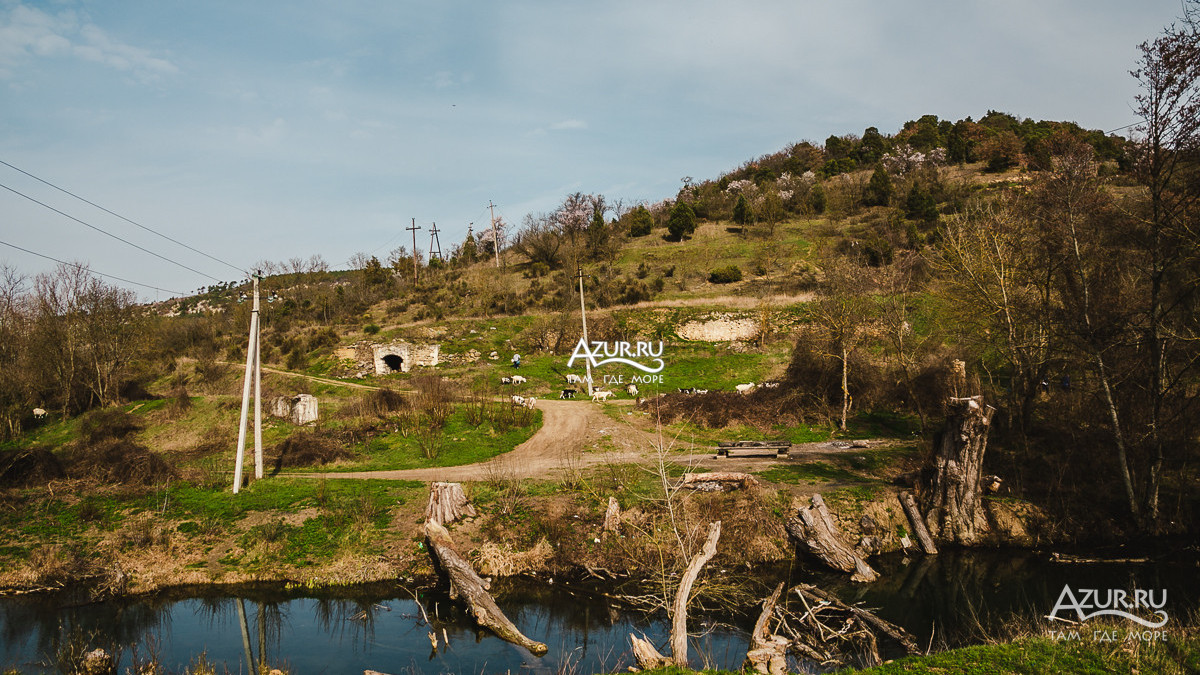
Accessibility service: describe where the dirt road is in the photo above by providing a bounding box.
[306,399,658,482]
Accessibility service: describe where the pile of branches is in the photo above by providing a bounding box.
[747,583,920,672]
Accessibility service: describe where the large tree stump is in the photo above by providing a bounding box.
[425,482,477,526]
[423,520,548,656]
[681,472,760,491]
[925,396,991,544]
[898,491,938,554]
[786,494,878,582]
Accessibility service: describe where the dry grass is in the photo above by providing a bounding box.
[474,538,554,576]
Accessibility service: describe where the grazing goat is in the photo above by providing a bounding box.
[694,389,708,395]
[32,408,47,419]
[511,375,527,385]
[591,389,614,402]
[677,387,695,394]
[626,384,639,397]
[761,381,780,389]
[511,395,526,406]
[735,382,757,394]
[565,373,584,384]
[501,376,513,385]
[559,388,577,399]
[522,396,537,409]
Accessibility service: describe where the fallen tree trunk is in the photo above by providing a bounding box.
[899,491,938,555]
[423,520,548,656]
[786,494,878,582]
[426,482,477,526]
[681,472,760,491]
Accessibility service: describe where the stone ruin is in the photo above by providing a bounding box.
[271,394,319,425]
[334,340,441,376]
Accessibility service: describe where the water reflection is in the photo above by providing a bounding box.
[1,550,1196,674]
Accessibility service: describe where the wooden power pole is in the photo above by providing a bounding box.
[407,218,422,281]
[234,272,263,493]
[428,222,443,261]
[488,201,501,268]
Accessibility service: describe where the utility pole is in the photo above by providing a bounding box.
[488,200,501,268]
[577,266,593,396]
[407,218,421,281]
[234,272,263,493]
[428,222,443,261]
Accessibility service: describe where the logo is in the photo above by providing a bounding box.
[567,339,665,374]
[1048,585,1168,628]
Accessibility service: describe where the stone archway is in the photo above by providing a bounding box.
[381,353,404,372]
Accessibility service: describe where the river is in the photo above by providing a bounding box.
[2,548,1196,674]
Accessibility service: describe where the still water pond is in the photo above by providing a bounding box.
[2,549,1196,674]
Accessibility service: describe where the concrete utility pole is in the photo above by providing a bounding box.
[407,218,422,281]
[488,201,501,268]
[234,272,263,493]
[577,266,593,396]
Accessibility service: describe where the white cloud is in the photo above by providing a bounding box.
[0,2,177,81]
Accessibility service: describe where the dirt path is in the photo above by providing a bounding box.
[296,399,660,482]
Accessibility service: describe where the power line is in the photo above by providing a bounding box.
[0,238,187,295]
[0,159,246,276]
[0,180,225,284]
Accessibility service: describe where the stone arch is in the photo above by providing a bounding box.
[381,353,404,372]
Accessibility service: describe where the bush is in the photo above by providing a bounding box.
[708,265,743,284]
[363,324,381,335]
[272,431,355,469]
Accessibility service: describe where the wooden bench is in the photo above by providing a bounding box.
[716,441,791,458]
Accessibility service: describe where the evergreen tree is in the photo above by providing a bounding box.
[864,166,893,207]
[732,194,753,226]
[626,205,654,237]
[904,183,938,223]
[666,201,697,240]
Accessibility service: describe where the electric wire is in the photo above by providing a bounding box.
[0,159,247,276]
[0,238,187,295]
[0,181,225,284]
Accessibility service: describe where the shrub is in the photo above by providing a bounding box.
[363,324,381,335]
[708,265,743,284]
[272,431,355,469]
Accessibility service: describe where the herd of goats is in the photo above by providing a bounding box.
[499,373,781,409]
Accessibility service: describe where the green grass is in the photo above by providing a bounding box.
[757,461,874,485]
[319,408,542,472]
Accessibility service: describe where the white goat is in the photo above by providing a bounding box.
[591,390,614,402]
[735,382,757,394]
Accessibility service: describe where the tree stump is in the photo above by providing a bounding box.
[425,482,477,526]
[743,582,789,675]
[423,520,548,656]
[603,496,621,533]
[681,472,759,491]
[925,395,991,544]
[786,494,878,582]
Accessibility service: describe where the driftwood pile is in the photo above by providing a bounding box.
[744,583,920,673]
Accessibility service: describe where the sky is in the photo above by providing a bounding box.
[0,0,1188,300]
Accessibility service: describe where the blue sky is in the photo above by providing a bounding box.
[0,0,1186,299]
